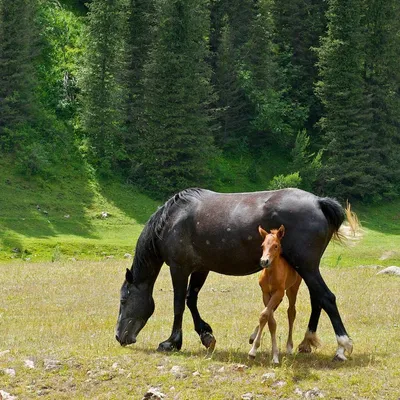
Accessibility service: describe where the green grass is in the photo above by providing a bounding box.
[1,255,399,399]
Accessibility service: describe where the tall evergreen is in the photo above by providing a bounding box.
[316,0,378,200]
[363,0,400,199]
[118,0,155,172]
[0,0,39,150]
[80,0,123,171]
[135,0,216,196]
[273,0,327,137]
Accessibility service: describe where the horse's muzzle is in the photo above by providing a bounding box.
[260,258,270,268]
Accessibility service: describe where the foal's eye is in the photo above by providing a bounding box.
[275,245,278,249]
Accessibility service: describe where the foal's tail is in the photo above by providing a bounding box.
[318,197,360,242]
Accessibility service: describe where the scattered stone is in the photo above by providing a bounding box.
[0,390,17,400]
[261,372,276,382]
[43,359,61,371]
[111,362,119,370]
[192,370,201,377]
[124,253,133,259]
[0,350,10,357]
[105,255,114,259]
[231,363,248,372]
[64,214,70,219]
[377,266,400,277]
[12,248,20,253]
[217,366,225,373]
[142,387,165,400]
[24,360,35,369]
[294,388,303,396]
[170,365,187,379]
[272,380,287,388]
[241,393,254,400]
[101,211,109,219]
[4,369,16,377]
[379,251,398,261]
[303,387,324,398]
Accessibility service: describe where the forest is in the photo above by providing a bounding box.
[1,0,399,202]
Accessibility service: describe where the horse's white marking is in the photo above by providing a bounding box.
[226,227,231,232]
[334,335,353,361]
[247,235,253,240]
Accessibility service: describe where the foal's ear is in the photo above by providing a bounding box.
[277,225,285,239]
[125,268,134,284]
[258,225,268,239]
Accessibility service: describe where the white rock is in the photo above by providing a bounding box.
[0,390,17,400]
[44,359,61,371]
[377,266,400,276]
[261,372,276,382]
[272,380,287,388]
[24,360,35,369]
[241,393,254,400]
[4,368,16,377]
[0,350,10,357]
[304,387,324,398]
[142,387,165,400]
[170,365,187,379]
[192,370,201,377]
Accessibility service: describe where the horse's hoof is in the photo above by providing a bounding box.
[332,353,347,362]
[201,332,216,351]
[157,341,180,352]
[248,353,256,360]
[298,345,312,353]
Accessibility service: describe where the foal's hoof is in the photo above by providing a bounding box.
[201,332,216,351]
[157,341,181,352]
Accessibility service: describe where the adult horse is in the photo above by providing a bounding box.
[115,188,354,361]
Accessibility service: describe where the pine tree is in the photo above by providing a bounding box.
[273,0,327,138]
[0,0,39,150]
[363,0,400,199]
[135,0,216,196]
[79,0,123,172]
[316,0,378,200]
[118,0,155,172]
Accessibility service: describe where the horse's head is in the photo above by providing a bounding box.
[258,225,285,268]
[115,268,155,346]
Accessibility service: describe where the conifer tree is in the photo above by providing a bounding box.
[316,0,377,200]
[363,0,400,199]
[118,0,155,172]
[80,0,123,171]
[0,0,39,150]
[135,0,216,196]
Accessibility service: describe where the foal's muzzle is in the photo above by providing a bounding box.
[260,258,270,268]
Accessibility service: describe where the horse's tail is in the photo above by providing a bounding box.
[318,197,360,242]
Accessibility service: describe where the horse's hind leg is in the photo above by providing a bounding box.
[302,270,352,361]
[298,295,321,353]
[157,265,189,352]
[186,271,216,350]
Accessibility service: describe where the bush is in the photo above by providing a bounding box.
[268,172,302,190]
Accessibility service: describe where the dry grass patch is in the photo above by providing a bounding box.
[1,260,400,399]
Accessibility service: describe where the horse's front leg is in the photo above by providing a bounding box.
[157,265,189,352]
[186,271,216,350]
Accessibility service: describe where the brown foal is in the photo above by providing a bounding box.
[248,225,302,363]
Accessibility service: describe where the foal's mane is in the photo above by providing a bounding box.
[131,188,205,281]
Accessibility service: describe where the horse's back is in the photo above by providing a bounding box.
[158,188,337,276]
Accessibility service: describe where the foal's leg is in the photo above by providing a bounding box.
[302,270,353,361]
[286,277,301,354]
[157,265,189,352]
[248,291,283,362]
[268,310,279,364]
[186,271,216,350]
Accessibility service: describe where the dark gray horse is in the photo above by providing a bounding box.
[115,188,354,361]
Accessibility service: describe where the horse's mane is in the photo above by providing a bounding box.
[131,188,205,281]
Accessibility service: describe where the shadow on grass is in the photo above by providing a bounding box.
[125,344,384,373]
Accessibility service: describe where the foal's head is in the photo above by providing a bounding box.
[258,225,285,268]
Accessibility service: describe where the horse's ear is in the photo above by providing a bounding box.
[125,268,134,284]
[258,225,267,239]
[277,225,285,240]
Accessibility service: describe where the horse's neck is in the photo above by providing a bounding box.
[132,259,162,286]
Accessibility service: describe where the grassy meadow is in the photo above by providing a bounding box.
[2,156,400,399]
[1,228,400,399]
